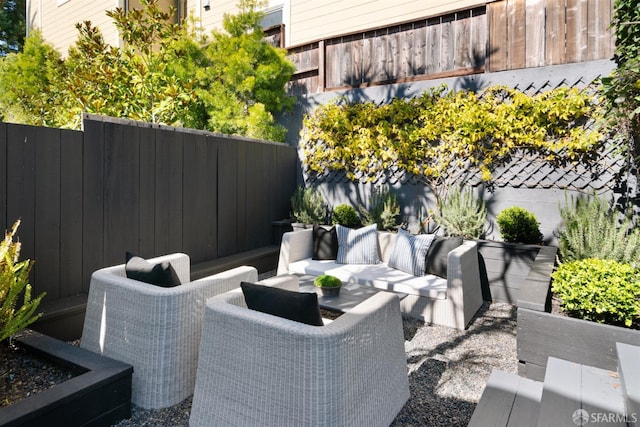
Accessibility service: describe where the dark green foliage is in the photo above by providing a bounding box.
[331,204,360,228]
[496,206,542,244]
[290,186,326,224]
[558,194,640,267]
[313,274,341,288]
[0,0,25,56]
[359,186,400,231]
[612,0,640,64]
[552,258,640,328]
[601,0,640,169]
[0,0,294,141]
[1,220,46,342]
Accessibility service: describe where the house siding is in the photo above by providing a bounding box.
[29,0,489,52]
[288,0,485,47]
[28,0,122,55]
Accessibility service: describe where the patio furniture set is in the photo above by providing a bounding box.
[79,226,485,425]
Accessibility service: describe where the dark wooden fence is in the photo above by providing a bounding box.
[0,114,297,300]
[287,0,614,94]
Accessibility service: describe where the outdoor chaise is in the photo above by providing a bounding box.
[277,228,483,330]
[80,253,258,409]
[189,274,410,427]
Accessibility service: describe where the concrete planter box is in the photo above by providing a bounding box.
[476,240,546,303]
[0,330,132,427]
[516,249,640,381]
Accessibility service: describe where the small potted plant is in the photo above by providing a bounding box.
[313,274,342,296]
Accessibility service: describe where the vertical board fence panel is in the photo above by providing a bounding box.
[59,129,83,296]
[235,139,249,253]
[204,134,218,260]
[34,127,61,299]
[217,138,239,258]
[182,131,211,264]
[1,117,297,299]
[526,0,546,68]
[137,124,157,257]
[7,124,36,285]
[507,0,526,70]
[489,0,613,72]
[566,0,588,63]
[287,0,611,93]
[103,120,140,264]
[546,0,567,65]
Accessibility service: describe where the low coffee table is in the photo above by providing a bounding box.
[296,274,406,313]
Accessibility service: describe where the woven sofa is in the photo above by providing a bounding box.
[277,228,483,330]
[80,253,258,409]
[189,274,410,427]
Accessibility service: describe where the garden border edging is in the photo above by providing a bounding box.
[0,330,132,427]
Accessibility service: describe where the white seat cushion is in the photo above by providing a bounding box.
[288,258,447,300]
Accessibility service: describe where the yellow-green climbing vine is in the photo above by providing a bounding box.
[301,84,603,184]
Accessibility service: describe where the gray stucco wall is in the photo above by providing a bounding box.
[280,59,625,245]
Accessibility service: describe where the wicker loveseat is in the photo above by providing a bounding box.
[277,228,483,330]
[189,274,410,427]
[80,253,258,409]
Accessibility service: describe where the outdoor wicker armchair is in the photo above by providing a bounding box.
[189,275,410,427]
[80,253,258,409]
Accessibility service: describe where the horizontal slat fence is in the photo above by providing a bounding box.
[0,115,297,300]
[287,0,613,94]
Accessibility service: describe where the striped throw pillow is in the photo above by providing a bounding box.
[388,228,435,276]
[336,224,380,264]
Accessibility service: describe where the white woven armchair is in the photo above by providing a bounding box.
[189,275,410,427]
[80,253,258,409]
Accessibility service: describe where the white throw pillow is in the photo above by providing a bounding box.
[336,224,380,264]
[388,228,435,276]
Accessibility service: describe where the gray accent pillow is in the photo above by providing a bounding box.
[336,224,380,264]
[312,225,338,260]
[388,228,435,276]
[425,236,463,279]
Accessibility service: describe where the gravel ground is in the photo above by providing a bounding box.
[2,267,517,426]
[113,301,517,427]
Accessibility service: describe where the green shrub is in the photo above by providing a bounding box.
[359,186,400,231]
[1,220,46,342]
[496,206,542,244]
[558,194,640,267]
[313,274,342,288]
[331,204,360,228]
[432,185,486,239]
[552,258,640,328]
[290,186,326,224]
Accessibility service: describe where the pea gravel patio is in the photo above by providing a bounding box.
[113,301,517,427]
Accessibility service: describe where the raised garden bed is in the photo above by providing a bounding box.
[476,240,544,303]
[516,247,640,381]
[0,330,132,427]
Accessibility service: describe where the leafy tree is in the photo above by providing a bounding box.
[601,0,640,179]
[611,0,640,65]
[0,30,67,126]
[196,0,294,140]
[0,0,294,141]
[0,0,26,56]
[64,1,199,128]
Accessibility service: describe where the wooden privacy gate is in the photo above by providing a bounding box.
[286,0,614,94]
[0,114,297,300]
